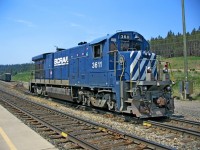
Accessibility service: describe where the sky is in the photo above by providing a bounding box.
[0,0,199,64]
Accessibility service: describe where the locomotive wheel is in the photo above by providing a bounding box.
[36,87,42,95]
[107,100,115,110]
[76,98,82,104]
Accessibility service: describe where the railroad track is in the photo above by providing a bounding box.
[47,97,200,141]
[141,118,200,149]
[161,117,200,136]
[1,81,200,149]
[0,89,172,150]
[144,117,200,138]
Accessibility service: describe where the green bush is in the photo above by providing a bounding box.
[12,72,32,82]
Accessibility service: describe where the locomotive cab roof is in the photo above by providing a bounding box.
[32,52,53,61]
[32,31,150,62]
[90,31,150,52]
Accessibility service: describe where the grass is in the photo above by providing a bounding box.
[161,56,200,70]
[162,56,200,100]
[171,71,200,100]
[12,71,32,82]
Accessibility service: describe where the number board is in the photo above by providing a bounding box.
[120,34,130,40]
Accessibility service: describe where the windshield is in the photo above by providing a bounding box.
[120,40,141,51]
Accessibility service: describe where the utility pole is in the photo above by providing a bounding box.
[181,0,193,100]
[182,0,188,83]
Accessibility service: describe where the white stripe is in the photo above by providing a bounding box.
[141,53,155,80]
[130,51,141,74]
[151,54,157,79]
[130,51,135,58]
[150,53,156,78]
[141,62,148,80]
[132,58,146,80]
[155,57,158,80]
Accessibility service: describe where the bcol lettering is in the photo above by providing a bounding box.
[54,56,69,66]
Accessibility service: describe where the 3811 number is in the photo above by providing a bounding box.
[92,61,102,68]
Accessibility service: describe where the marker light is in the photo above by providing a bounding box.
[143,86,147,91]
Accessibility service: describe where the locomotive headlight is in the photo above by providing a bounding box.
[147,67,152,73]
[166,86,171,91]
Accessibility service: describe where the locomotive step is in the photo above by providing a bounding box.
[125,98,133,103]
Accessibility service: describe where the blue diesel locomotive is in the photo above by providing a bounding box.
[30,31,174,118]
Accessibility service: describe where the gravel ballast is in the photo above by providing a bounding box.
[0,81,200,149]
[174,99,200,122]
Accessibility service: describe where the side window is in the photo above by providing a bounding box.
[109,42,116,56]
[110,42,115,51]
[93,44,102,58]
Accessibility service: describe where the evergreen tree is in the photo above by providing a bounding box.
[150,27,200,57]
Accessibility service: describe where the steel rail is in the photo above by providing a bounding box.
[170,117,200,126]
[0,89,173,150]
[146,120,200,138]
[0,97,98,150]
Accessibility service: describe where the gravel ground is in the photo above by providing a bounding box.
[174,99,200,122]
[1,81,200,149]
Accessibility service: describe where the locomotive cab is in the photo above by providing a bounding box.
[108,32,174,118]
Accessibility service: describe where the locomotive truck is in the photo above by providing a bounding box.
[30,31,174,118]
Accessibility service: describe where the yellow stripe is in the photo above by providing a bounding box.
[0,127,17,150]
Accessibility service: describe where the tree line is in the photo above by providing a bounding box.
[149,27,200,57]
[0,63,34,76]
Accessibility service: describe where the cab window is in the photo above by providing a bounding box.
[120,40,141,51]
[93,44,102,58]
[121,40,129,51]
